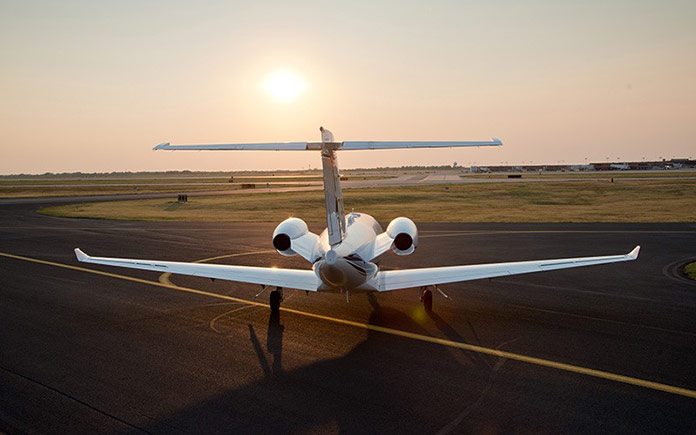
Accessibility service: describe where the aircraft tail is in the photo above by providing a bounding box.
[319,127,346,246]
[152,127,501,249]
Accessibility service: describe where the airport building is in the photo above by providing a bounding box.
[469,158,695,173]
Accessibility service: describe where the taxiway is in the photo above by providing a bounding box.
[0,201,695,433]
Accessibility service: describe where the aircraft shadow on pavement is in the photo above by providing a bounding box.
[248,312,284,378]
[141,297,690,434]
[143,300,500,434]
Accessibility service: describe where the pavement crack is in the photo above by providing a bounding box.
[209,305,259,334]
[0,364,151,433]
[436,336,521,434]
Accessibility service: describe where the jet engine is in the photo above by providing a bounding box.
[272,217,309,256]
[386,217,418,255]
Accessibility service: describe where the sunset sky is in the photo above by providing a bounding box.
[1,1,694,174]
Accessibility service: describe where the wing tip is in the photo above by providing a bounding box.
[153,142,170,151]
[74,248,89,262]
[627,245,640,260]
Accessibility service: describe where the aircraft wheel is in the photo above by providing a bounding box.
[421,289,433,312]
[270,290,282,313]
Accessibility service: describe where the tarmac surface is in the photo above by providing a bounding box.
[0,199,695,433]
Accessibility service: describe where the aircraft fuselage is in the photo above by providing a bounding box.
[314,212,382,292]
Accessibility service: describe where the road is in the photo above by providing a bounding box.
[0,200,695,433]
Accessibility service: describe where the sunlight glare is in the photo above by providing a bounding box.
[262,69,307,103]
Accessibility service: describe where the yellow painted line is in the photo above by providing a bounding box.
[1,250,695,400]
[191,250,276,263]
[0,251,267,307]
[158,273,173,286]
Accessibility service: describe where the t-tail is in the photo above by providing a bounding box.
[152,127,503,248]
[319,127,346,246]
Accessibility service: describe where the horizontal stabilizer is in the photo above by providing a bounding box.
[153,142,310,151]
[340,138,502,150]
[153,138,502,152]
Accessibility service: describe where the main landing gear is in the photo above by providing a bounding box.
[420,287,433,312]
[420,285,448,312]
[256,285,284,314]
[270,287,283,314]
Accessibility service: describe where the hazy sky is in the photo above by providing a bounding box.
[1,0,694,174]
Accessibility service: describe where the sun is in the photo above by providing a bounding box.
[262,69,307,103]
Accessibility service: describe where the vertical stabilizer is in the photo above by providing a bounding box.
[320,127,346,246]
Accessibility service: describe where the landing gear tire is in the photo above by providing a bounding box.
[270,290,282,313]
[421,289,433,312]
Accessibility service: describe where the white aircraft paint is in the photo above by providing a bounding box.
[76,128,639,306]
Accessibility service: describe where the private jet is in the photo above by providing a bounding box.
[75,127,640,313]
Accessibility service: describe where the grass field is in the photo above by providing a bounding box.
[4,169,693,199]
[40,178,696,223]
[684,262,696,280]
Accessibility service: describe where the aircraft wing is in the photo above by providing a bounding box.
[74,249,320,291]
[370,246,640,291]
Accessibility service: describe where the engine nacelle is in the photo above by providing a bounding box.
[386,217,418,255]
[272,217,309,256]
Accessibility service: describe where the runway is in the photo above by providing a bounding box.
[0,201,695,433]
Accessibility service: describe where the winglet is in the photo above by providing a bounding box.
[153,142,170,151]
[74,248,89,262]
[627,245,640,260]
[491,137,503,146]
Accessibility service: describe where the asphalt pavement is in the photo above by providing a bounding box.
[0,200,695,433]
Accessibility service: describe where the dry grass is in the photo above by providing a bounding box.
[39,179,696,223]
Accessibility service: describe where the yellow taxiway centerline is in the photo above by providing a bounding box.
[1,250,695,400]
[159,250,275,286]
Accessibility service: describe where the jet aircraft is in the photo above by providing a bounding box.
[75,127,639,312]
